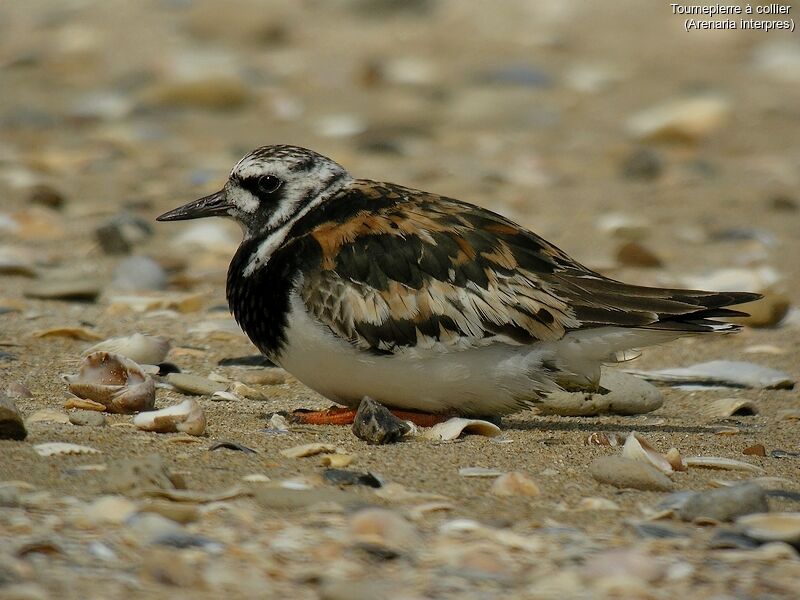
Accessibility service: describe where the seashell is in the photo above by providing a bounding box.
[63,352,155,414]
[242,473,271,483]
[621,432,673,474]
[24,277,103,301]
[743,344,786,356]
[700,398,759,420]
[266,413,289,433]
[590,456,674,492]
[683,456,764,473]
[133,399,206,436]
[211,390,239,401]
[711,477,798,489]
[33,327,103,341]
[626,360,795,390]
[577,497,621,511]
[626,95,731,142]
[585,432,622,447]
[83,334,170,365]
[423,418,501,441]
[63,397,106,411]
[490,472,540,497]
[25,409,70,425]
[736,513,800,545]
[280,443,339,458]
[407,501,455,520]
[665,448,686,471]
[106,291,207,315]
[320,454,355,468]
[0,245,38,277]
[458,467,504,478]
[230,382,269,400]
[34,442,101,456]
[742,444,767,457]
[539,370,662,416]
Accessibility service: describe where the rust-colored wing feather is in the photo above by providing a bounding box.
[297,181,759,355]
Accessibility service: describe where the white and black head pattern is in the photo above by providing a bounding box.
[225,145,351,237]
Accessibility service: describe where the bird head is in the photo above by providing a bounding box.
[157,145,351,237]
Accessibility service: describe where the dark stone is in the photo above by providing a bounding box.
[708,529,762,550]
[157,362,181,376]
[621,147,663,181]
[95,213,153,255]
[208,441,257,454]
[323,469,382,488]
[28,183,66,209]
[770,449,800,459]
[351,397,410,445]
[218,355,275,367]
[0,394,26,440]
[631,522,691,539]
[151,532,222,550]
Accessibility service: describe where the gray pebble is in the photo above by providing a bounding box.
[110,256,167,292]
[166,373,226,396]
[678,483,768,523]
[351,397,410,445]
[590,456,674,492]
[68,410,106,427]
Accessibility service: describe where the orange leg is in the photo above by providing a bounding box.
[290,406,452,427]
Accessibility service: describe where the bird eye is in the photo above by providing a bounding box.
[257,175,282,195]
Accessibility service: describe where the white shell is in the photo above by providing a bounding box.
[621,432,674,474]
[458,467,504,478]
[683,456,764,473]
[626,360,794,390]
[423,418,502,441]
[133,399,206,436]
[280,443,338,458]
[699,398,759,420]
[736,513,800,544]
[34,442,101,456]
[25,409,70,425]
[83,333,170,365]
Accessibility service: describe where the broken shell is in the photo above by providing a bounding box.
[683,456,764,473]
[280,443,339,458]
[83,334,170,365]
[423,418,502,441]
[211,390,239,401]
[458,467,504,478]
[585,432,622,447]
[133,399,206,436]
[63,397,106,411]
[700,398,759,420]
[736,513,800,545]
[621,432,673,474]
[25,409,70,425]
[490,472,540,497]
[63,352,155,414]
[666,448,686,472]
[34,442,101,456]
[33,327,103,341]
[577,497,621,511]
[320,454,355,468]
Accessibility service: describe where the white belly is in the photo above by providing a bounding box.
[274,295,557,415]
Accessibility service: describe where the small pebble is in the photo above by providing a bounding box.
[166,372,226,396]
[678,482,768,523]
[68,410,106,427]
[351,397,410,445]
[95,213,152,255]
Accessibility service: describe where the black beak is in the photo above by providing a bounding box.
[156,190,230,222]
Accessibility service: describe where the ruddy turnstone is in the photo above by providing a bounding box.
[157,145,759,425]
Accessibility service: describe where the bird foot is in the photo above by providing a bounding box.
[290,406,451,427]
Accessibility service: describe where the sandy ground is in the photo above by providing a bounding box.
[1,1,799,598]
